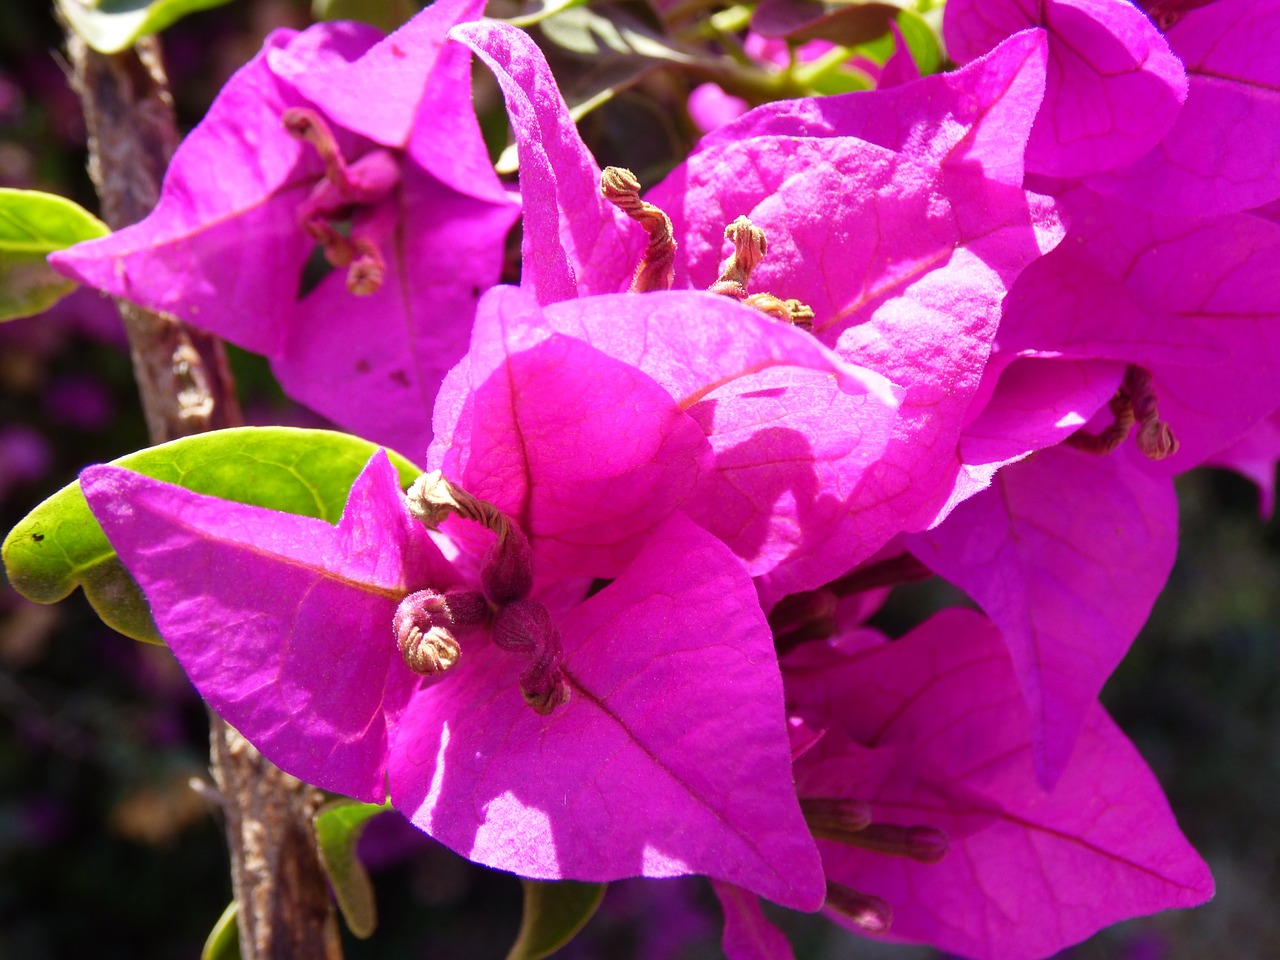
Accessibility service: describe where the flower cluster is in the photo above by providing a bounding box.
[51,0,1280,957]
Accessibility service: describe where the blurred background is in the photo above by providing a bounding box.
[2,0,1278,957]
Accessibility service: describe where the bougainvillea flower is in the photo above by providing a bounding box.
[80,450,825,907]
[905,445,1178,783]
[907,188,1280,781]
[429,284,898,600]
[51,0,518,458]
[1088,0,1280,217]
[772,607,1213,960]
[944,0,1187,180]
[990,188,1280,474]
[453,23,1062,597]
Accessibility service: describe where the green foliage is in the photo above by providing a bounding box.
[507,0,591,29]
[0,189,108,322]
[56,0,236,54]
[313,799,392,939]
[200,901,241,960]
[2,427,422,645]
[506,878,607,960]
[312,0,418,33]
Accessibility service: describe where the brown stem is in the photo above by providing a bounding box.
[65,30,340,960]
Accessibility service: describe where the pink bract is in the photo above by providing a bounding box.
[81,453,825,907]
[51,0,518,460]
[783,608,1213,960]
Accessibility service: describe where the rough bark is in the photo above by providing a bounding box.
[65,30,341,960]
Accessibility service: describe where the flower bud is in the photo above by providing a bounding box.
[481,522,534,604]
[800,796,873,836]
[392,589,486,676]
[492,599,571,715]
[491,598,556,655]
[825,883,892,934]
[1137,417,1179,460]
[830,822,950,864]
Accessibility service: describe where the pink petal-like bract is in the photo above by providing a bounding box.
[906,445,1178,784]
[997,188,1280,473]
[51,0,518,459]
[459,287,905,598]
[786,608,1213,960]
[1088,0,1280,216]
[945,0,1187,178]
[83,456,823,905]
[81,452,454,802]
[389,512,824,908]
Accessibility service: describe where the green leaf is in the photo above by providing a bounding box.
[2,427,423,645]
[855,7,941,74]
[56,0,236,55]
[201,901,241,960]
[312,0,418,32]
[506,879,607,960]
[0,189,108,322]
[507,0,590,28]
[313,798,391,939]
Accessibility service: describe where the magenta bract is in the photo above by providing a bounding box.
[51,0,518,460]
[81,452,825,907]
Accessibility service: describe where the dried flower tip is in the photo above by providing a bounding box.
[283,107,356,194]
[713,216,769,297]
[394,589,466,675]
[800,796,873,834]
[601,166,676,293]
[522,669,571,715]
[347,238,385,295]
[782,298,815,331]
[824,822,949,863]
[1126,366,1179,460]
[1137,418,1179,459]
[407,471,502,531]
[825,883,892,934]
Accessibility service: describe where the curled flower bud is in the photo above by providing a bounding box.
[522,668,571,715]
[601,166,676,293]
[709,216,769,300]
[406,471,533,603]
[825,883,893,934]
[1067,365,1178,461]
[392,589,487,676]
[481,521,534,605]
[492,599,571,715]
[347,238,386,295]
[394,590,462,675]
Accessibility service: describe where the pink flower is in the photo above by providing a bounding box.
[712,608,1213,960]
[81,444,826,907]
[454,21,1064,601]
[50,0,518,459]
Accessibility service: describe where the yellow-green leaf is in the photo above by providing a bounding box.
[57,0,236,55]
[314,798,392,939]
[2,427,422,644]
[507,879,607,960]
[0,189,108,322]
